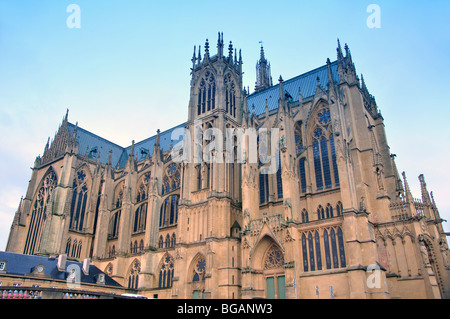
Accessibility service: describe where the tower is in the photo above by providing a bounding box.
[179,33,245,298]
[255,43,273,93]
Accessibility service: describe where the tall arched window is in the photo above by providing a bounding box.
[24,169,57,255]
[133,203,147,233]
[259,172,269,204]
[127,260,141,289]
[69,170,89,232]
[159,255,174,288]
[197,71,216,115]
[298,157,307,193]
[109,185,123,239]
[161,163,181,196]
[311,107,340,190]
[294,121,303,155]
[224,73,236,117]
[109,211,121,239]
[276,153,283,199]
[159,195,179,228]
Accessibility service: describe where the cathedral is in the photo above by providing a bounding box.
[5,34,450,299]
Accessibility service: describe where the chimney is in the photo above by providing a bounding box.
[82,258,90,275]
[57,254,67,272]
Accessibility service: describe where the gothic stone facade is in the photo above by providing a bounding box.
[6,34,450,299]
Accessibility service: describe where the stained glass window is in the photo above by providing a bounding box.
[133,203,147,233]
[198,71,216,115]
[276,154,283,199]
[315,231,322,271]
[24,170,57,255]
[324,229,332,269]
[313,140,323,190]
[299,158,306,193]
[192,257,206,282]
[302,234,308,272]
[159,255,174,288]
[308,233,315,271]
[311,106,339,191]
[128,260,141,289]
[330,229,339,268]
[338,227,346,267]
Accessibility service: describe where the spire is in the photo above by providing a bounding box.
[255,43,272,92]
[192,45,197,69]
[419,174,432,205]
[402,171,413,201]
[337,38,344,61]
[298,87,303,106]
[326,58,336,98]
[107,149,112,166]
[152,129,163,163]
[204,39,210,59]
[217,32,224,58]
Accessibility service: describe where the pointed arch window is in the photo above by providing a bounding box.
[311,107,340,191]
[299,157,307,193]
[133,203,147,233]
[109,211,121,239]
[336,201,343,216]
[197,71,216,115]
[24,170,57,255]
[326,204,334,218]
[224,73,236,117]
[127,260,141,289]
[294,121,303,155]
[159,255,174,288]
[162,163,181,196]
[317,205,325,220]
[301,227,346,273]
[192,256,206,282]
[69,170,89,232]
[301,209,309,223]
[160,195,179,228]
[276,153,283,199]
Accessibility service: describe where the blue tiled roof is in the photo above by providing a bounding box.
[0,251,122,287]
[67,122,186,169]
[68,123,126,169]
[247,61,339,116]
[125,122,186,163]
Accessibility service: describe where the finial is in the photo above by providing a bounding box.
[228,41,233,57]
[205,39,210,56]
[279,75,283,83]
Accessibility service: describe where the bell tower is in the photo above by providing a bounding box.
[177,34,245,298]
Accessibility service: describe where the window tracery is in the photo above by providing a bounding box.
[311,106,340,190]
[127,260,141,289]
[24,169,57,255]
[197,71,216,115]
[192,256,206,282]
[69,169,89,232]
[159,255,174,288]
[264,244,284,269]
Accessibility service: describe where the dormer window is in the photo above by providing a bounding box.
[0,261,6,271]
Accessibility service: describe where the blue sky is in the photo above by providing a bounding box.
[0,0,449,250]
